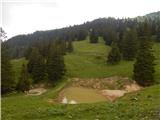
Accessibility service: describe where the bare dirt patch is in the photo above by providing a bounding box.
[71,77,132,90]
[100,82,142,101]
[125,82,142,92]
[100,90,127,101]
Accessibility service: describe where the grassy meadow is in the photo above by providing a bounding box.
[2,39,160,120]
[65,39,160,82]
[2,84,160,120]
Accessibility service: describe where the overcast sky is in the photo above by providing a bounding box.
[1,0,160,39]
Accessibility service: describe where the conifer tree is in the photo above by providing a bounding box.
[156,26,160,42]
[17,64,30,92]
[1,43,15,94]
[67,40,73,52]
[90,29,98,43]
[46,42,66,83]
[61,40,67,55]
[133,23,155,86]
[27,47,45,83]
[107,42,121,64]
[122,28,138,60]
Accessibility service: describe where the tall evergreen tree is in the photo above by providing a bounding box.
[156,26,160,42]
[122,28,138,60]
[17,64,30,92]
[1,43,15,94]
[103,30,117,46]
[61,40,67,55]
[107,41,121,64]
[67,40,74,52]
[27,47,45,83]
[89,29,98,43]
[46,42,66,83]
[133,23,155,86]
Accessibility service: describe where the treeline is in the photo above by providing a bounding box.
[5,11,160,58]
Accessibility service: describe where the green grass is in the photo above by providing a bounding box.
[2,39,160,120]
[11,40,160,81]
[2,84,160,120]
[65,39,133,78]
[65,39,160,82]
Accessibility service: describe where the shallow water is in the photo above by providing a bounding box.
[61,87,107,103]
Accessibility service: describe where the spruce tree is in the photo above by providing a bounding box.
[133,23,155,86]
[46,42,66,83]
[1,43,15,94]
[122,28,138,60]
[61,40,67,55]
[156,26,160,42]
[17,64,30,92]
[107,42,121,64]
[67,40,73,52]
[90,29,98,43]
[27,47,45,83]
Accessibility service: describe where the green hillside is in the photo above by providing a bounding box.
[11,39,160,81]
[2,39,160,120]
[66,39,160,81]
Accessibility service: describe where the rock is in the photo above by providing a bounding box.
[62,97,68,104]
[69,100,77,104]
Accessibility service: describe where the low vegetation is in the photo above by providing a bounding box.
[1,12,160,120]
[2,83,160,120]
[2,39,160,119]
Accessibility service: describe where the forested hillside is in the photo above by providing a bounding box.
[1,11,160,120]
[4,11,160,58]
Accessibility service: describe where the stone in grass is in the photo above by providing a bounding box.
[62,97,68,104]
[69,100,77,104]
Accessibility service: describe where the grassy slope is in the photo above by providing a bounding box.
[65,39,133,78]
[2,85,160,120]
[65,39,160,82]
[2,39,160,120]
[10,39,160,81]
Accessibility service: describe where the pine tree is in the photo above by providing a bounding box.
[133,23,155,86]
[46,42,66,83]
[90,29,98,43]
[107,42,121,64]
[17,64,30,92]
[156,26,160,42]
[122,28,138,60]
[27,47,45,83]
[61,40,67,55]
[1,43,15,94]
[103,30,117,46]
[67,40,73,52]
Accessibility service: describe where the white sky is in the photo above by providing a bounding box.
[1,0,160,39]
